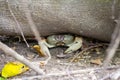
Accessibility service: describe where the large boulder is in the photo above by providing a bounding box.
[0,0,120,41]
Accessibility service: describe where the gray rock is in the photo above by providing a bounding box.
[0,0,120,41]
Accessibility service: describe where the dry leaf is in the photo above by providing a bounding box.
[90,59,102,65]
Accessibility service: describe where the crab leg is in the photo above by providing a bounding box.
[43,39,56,48]
[64,37,83,53]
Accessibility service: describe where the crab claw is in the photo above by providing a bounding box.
[64,37,82,53]
[33,39,52,57]
[33,45,46,56]
[33,39,52,66]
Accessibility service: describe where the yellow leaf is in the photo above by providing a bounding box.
[90,59,102,65]
[1,61,29,78]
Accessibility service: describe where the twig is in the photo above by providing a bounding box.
[11,65,119,80]
[98,1,120,79]
[21,0,51,65]
[111,0,118,19]
[110,68,120,80]
[67,44,107,69]
[103,17,120,67]
[65,44,108,79]
[103,0,120,67]
[0,41,45,74]
[6,0,29,47]
[99,68,120,80]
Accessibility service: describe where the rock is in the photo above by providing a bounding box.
[0,0,120,41]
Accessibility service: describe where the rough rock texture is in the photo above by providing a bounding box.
[0,0,120,41]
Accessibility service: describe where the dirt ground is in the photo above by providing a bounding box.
[0,36,120,80]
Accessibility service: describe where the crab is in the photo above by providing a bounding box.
[33,34,83,56]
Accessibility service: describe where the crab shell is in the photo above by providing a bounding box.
[46,34,75,46]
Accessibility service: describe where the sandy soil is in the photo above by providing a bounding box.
[0,37,120,80]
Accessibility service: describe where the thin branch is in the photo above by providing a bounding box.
[6,0,29,47]
[111,0,118,19]
[65,44,108,79]
[0,41,45,74]
[67,44,108,69]
[99,68,120,80]
[101,16,120,79]
[21,0,51,65]
[103,17,120,67]
[110,68,120,80]
[11,65,119,80]
[103,0,120,67]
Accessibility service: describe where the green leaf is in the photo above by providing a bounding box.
[0,77,6,80]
